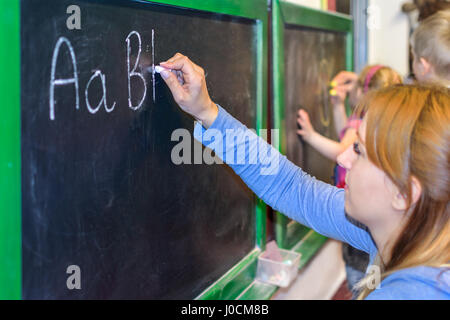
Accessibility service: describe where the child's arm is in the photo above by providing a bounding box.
[330,71,358,135]
[332,102,348,137]
[297,109,357,161]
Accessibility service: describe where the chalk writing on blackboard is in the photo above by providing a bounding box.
[49,30,155,120]
[49,37,80,120]
[152,29,156,103]
[125,30,147,111]
[318,58,331,127]
[85,70,116,114]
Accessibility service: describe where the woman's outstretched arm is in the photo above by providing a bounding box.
[160,54,376,255]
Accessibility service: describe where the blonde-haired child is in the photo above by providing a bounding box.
[411,9,450,86]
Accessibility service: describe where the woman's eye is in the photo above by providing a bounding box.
[353,142,361,155]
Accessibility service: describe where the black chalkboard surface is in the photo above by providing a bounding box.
[21,0,257,299]
[284,25,346,183]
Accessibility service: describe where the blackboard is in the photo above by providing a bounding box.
[20,0,259,299]
[284,25,346,183]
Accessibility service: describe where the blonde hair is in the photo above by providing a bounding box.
[357,65,403,93]
[411,10,450,80]
[355,85,450,299]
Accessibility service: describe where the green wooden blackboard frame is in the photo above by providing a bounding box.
[0,0,21,301]
[271,0,354,259]
[0,0,270,300]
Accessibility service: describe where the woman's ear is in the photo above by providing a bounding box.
[410,176,422,205]
[392,176,422,211]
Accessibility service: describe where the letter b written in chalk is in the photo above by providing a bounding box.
[66,265,81,290]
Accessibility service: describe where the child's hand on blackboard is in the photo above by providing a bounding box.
[296,109,315,142]
[159,53,218,128]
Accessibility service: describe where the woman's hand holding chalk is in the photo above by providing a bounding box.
[159,53,218,128]
[151,64,186,85]
[154,65,171,73]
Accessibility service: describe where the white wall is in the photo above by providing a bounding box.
[367,0,410,76]
[283,0,322,10]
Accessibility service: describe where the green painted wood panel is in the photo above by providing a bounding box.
[0,0,22,300]
[146,0,267,20]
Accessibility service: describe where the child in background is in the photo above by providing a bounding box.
[411,9,450,86]
[296,65,402,298]
[402,1,450,79]
[297,65,403,188]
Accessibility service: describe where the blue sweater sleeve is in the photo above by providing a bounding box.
[194,105,377,255]
[365,267,450,300]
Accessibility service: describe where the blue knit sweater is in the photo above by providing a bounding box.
[193,105,450,300]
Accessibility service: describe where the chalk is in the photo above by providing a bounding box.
[329,79,353,96]
[149,65,172,74]
[329,79,352,89]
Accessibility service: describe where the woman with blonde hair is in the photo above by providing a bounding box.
[159,53,450,299]
[296,65,403,297]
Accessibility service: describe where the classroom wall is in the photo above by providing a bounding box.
[367,0,410,76]
[284,0,322,10]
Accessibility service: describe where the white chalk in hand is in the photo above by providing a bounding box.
[154,65,171,73]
